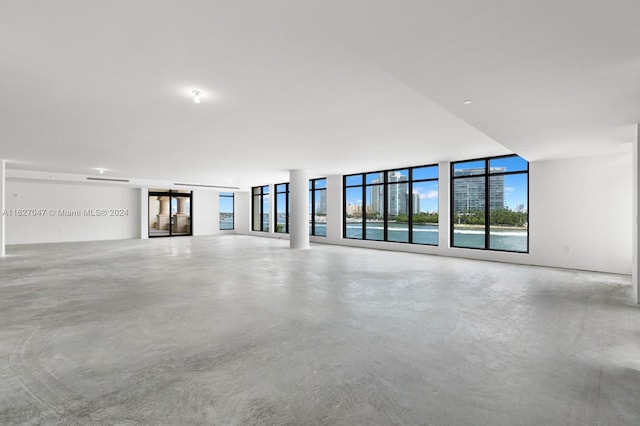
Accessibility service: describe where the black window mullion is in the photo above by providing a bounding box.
[484,159,490,249]
[383,173,388,241]
[342,177,347,238]
[450,162,455,247]
[259,190,262,232]
[259,187,262,232]
[408,168,413,244]
[168,193,173,236]
[361,178,366,240]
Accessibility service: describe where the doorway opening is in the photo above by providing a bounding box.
[148,190,192,237]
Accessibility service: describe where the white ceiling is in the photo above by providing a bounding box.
[1,0,638,189]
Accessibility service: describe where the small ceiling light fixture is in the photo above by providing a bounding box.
[463,99,473,105]
[192,90,201,104]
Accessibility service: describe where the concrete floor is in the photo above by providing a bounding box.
[0,235,638,425]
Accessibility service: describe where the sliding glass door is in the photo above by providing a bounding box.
[148,190,192,237]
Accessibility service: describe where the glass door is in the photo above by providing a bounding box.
[148,190,192,237]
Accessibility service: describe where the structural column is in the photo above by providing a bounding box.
[1,159,5,256]
[289,169,310,249]
[326,175,342,242]
[633,124,639,303]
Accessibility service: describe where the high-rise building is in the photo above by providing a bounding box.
[369,181,384,217]
[452,168,505,213]
[387,172,408,217]
[412,191,421,214]
[315,190,327,215]
[366,172,412,217]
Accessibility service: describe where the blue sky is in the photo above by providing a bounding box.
[503,174,528,210]
[345,156,528,213]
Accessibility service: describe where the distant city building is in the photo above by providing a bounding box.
[412,191,421,214]
[453,167,505,213]
[368,172,410,217]
[315,190,327,215]
[387,172,408,217]
[369,182,384,217]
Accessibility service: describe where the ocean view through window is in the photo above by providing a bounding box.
[344,165,439,245]
[219,192,234,230]
[275,183,289,233]
[451,155,528,252]
[251,185,270,232]
[309,178,327,236]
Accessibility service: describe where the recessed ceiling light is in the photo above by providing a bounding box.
[463,99,473,105]
[192,90,201,104]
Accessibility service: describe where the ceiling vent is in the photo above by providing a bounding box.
[86,177,130,183]
[174,182,239,190]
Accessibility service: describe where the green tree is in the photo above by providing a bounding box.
[413,212,438,224]
[490,209,527,227]
[454,210,485,225]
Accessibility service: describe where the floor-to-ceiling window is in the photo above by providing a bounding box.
[219,192,234,230]
[451,154,528,252]
[252,185,270,232]
[344,175,364,239]
[365,172,385,241]
[275,183,289,233]
[148,190,192,237]
[411,165,439,245]
[343,164,438,245]
[387,169,408,242]
[309,178,327,236]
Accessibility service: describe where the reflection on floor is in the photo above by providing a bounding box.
[1,235,638,425]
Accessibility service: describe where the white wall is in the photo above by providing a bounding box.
[1,160,5,256]
[6,180,140,244]
[633,127,639,302]
[235,191,250,233]
[528,152,632,274]
[192,190,219,236]
[324,175,342,241]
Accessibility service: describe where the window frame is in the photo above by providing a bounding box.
[409,166,439,246]
[251,185,270,232]
[309,178,327,237]
[343,164,439,245]
[450,154,529,253]
[219,192,234,230]
[148,190,193,238]
[275,182,289,234]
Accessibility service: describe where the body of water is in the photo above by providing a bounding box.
[341,222,527,252]
[452,227,527,252]
[343,222,438,245]
[220,217,234,230]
